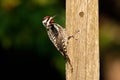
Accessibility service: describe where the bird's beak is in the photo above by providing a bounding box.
[51,15,56,19]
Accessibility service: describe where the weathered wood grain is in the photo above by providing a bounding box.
[66,0,99,80]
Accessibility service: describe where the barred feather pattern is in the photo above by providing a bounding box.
[47,23,73,71]
[42,16,73,72]
[47,23,67,56]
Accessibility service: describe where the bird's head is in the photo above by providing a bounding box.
[42,16,56,28]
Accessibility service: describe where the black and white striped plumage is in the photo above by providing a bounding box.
[42,16,72,70]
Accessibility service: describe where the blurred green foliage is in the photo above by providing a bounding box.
[0,0,65,49]
[0,0,65,79]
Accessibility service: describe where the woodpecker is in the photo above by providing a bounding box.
[42,16,73,71]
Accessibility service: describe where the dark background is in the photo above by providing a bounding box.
[0,0,120,80]
[0,0,65,79]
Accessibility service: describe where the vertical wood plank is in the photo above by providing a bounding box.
[66,0,99,80]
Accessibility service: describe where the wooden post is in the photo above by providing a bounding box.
[66,0,99,80]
